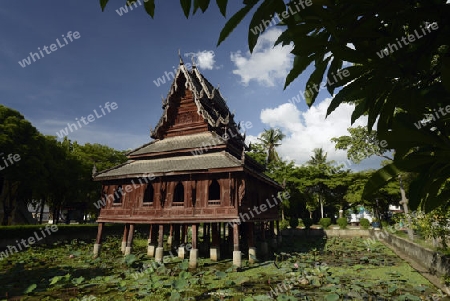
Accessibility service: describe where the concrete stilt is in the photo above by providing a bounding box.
[248,247,256,264]
[93,222,104,258]
[121,241,127,253]
[93,243,101,257]
[189,249,198,268]
[125,246,132,255]
[233,251,242,267]
[210,247,220,261]
[147,244,156,257]
[178,246,185,259]
[167,236,173,246]
[155,247,164,263]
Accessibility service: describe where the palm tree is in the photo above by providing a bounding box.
[307,148,328,166]
[258,128,285,164]
[306,148,330,218]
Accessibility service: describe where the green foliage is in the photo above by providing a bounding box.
[337,217,347,229]
[289,217,299,229]
[1,233,445,299]
[257,128,285,164]
[279,219,289,231]
[359,218,370,229]
[0,105,128,224]
[100,0,450,213]
[319,218,332,229]
[332,126,392,164]
[302,218,313,229]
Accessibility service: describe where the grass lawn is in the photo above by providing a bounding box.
[0,233,447,300]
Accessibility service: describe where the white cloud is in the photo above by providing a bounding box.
[258,98,375,169]
[184,50,216,70]
[230,28,293,87]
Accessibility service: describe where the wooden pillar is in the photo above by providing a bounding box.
[260,222,266,241]
[93,222,104,257]
[260,222,268,256]
[155,224,164,262]
[203,223,207,242]
[270,221,277,247]
[151,224,158,244]
[174,224,181,248]
[233,223,239,251]
[276,220,282,243]
[147,224,156,257]
[158,224,164,248]
[210,223,220,261]
[248,223,254,248]
[121,224,129,253]
[181,224,186,244]
[168,224,173,246]
[270,221,275,238]
[125,223,134,255]
[191,224,197,250]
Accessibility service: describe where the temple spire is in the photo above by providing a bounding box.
[178,49,183,65]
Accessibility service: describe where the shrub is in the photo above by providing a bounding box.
[298,218,305,228]
[319,218,332,229]
[279,219,289,230]
[381,220,389,228]
[359,218,370,229]
[302,218,313,229]
[289,217,299,229]
[337,217,348,229]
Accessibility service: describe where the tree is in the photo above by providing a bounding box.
[100,0,450,212]
[258,128,285,164]
[0,105,128,225]
[331,126,392,163]
[304,148,338,218]
[0,105,47,225]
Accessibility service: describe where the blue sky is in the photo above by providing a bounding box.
[0,1,382,170]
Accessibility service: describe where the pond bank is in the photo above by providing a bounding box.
[373,229,450,296]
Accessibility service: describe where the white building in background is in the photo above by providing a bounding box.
[27,202,50,223]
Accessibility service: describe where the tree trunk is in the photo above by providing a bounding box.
[39,198,45,224]
[399,176,414,241]
[320,198,324,219]
[0,180,20,225]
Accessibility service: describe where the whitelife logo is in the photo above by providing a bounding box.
[56,102,118,139]
[288,70,350,107]
[376,23,439,58]
[18,31,81,68]
[0,225,58,260]
[93,173,156,209]
[250,0,313,35]
[0,153,21,171]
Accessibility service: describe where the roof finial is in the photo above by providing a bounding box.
[191,55,196,68]
[178,49,184,65]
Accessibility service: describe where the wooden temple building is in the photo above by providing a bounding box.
[92,59,283,267]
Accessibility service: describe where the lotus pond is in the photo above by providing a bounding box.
[0,234,447,301]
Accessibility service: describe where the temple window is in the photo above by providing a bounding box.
[143,183,154,206]
[208,179,221,206]
[173,182,184,207]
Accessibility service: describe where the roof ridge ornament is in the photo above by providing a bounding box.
[178,49,183,65]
